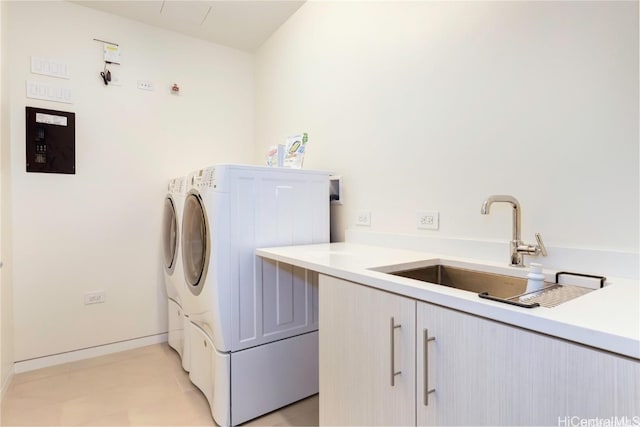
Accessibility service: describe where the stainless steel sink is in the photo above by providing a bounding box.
[386,264,598,308]
[389,264,529,299]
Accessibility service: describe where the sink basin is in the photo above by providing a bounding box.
[384,263,597,308]
[389,264,530,299]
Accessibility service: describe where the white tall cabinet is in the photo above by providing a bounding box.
[320,274,640,426]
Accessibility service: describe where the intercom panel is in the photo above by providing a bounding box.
[26,107,75,174]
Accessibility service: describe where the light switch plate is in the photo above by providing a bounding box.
[31,56,70,79]
[26,80,73,104]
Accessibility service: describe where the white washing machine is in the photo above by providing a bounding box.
[162,176,191,371]
[181,164,329,426]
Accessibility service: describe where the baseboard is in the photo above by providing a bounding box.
[346,229,639,279]
[0,364,14,400]
[14,333,168,374]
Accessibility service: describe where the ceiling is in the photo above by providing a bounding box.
[71,1,306,52]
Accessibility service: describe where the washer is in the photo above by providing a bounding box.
[162,175,191,371]
[181,164,330,426]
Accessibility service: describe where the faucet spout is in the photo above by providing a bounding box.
[481,195,521,242]
[480,195,546,267]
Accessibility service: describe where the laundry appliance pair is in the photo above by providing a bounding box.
[163,164,330,426]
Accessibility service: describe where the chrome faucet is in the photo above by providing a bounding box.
[481,195,547,267]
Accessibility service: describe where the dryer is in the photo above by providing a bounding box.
[181,164,329,426]
[162,176,191,371]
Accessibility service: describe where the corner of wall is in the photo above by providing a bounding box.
[0,0,15,391]
[0,363,14,400]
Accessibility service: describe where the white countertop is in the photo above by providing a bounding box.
[257,242,640,359]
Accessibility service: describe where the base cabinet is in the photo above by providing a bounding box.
[418,301,639,425]
[319,275,415,426]
[320,275,640,426]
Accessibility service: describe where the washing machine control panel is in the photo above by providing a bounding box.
[192,168,216,189]
[202,168,216,188]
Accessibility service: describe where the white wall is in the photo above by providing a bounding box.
[1,0,15,391]
[8,1,254,361]
[4,0,639,365]
[255,2,639,255]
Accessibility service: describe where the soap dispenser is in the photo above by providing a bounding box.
[519,263,546,302]
[525,263,545,294]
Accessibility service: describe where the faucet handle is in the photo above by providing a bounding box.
[535,233,548,256]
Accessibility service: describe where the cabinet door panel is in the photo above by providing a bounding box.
[613,356,640,418]
[564,342,640,420]
[319,275,416,426]
[417,301,640,426]
[417,301,545,426]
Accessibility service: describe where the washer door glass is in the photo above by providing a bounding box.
[162,197,178,271]
[182,193,208,294]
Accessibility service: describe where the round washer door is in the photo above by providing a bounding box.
[162,197,178,272]
[182,192,209,296]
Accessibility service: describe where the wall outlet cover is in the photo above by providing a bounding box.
[356,210,371,226]
[137,80,154,91]
[417,211,439,230]
[84,291,106,305]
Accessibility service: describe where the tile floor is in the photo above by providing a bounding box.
[0,344,319,426]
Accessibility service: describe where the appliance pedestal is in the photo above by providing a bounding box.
[189,321,319,426]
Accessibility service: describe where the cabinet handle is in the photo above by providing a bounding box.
[423,328,436,406]
[390,317,402,386]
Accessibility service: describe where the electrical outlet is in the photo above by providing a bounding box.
[137,80,154,91]
[356,210,371,226]
[84,291,106,305]
[417,211,439,230]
